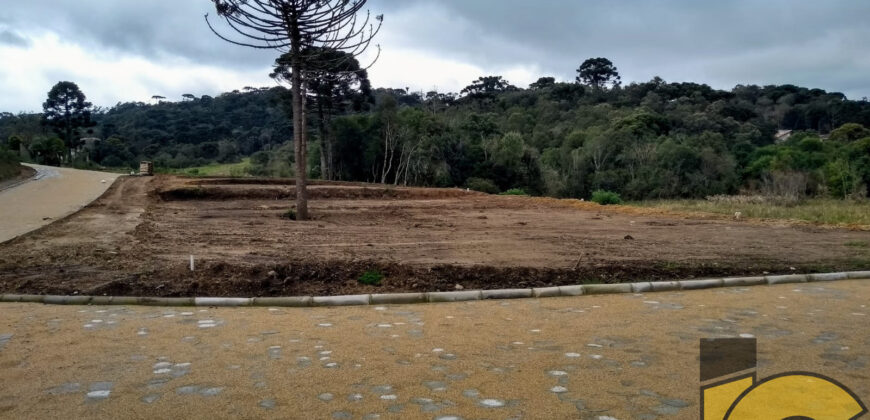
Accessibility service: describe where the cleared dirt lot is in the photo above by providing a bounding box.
[1,175,869,297]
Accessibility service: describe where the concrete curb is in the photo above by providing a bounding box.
[558,285,586,296]
[583,284,631,295]
[311,295,370,307]
[481,289,533,300]
[371,293,427,305]
[722,276,766,287]
[651,281,681,292]
[808,272,848,282]
[1,271,868,308]
[532,287,561,298]
[630,282,653,293]
[428,291,483,303]
[252,297,312,307]
[194,297,251,307]
[141,297,195,307]
[765,274,808,285]
[679,278,724,290]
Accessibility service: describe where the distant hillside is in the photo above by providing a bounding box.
[1,78,869,200]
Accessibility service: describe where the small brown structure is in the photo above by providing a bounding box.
[139,161,154,176]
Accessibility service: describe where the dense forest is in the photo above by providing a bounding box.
[2,64,870,200]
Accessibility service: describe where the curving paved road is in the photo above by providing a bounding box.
[0,280,868,419]
[0,164,121,243]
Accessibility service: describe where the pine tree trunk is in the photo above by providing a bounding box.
[65,118,73,164]
[290,39,309,220]
[317,101,328,180]
[324,113,334,180]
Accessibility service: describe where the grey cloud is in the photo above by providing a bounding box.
[0,27,29,47]
[2,0,869,108]
[374,0,870,97]
[3,1,275,69]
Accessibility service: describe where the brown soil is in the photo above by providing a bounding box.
[1,175,869,297]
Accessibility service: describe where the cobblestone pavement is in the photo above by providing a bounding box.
[0,280,868,419]
[0,164,120,243]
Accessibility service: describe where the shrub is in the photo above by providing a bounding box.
[760,170,807,204]
[706,194,767,205]
[228,166,245,177]
[282,208,297,220]
[100,155,125,168]
[358,270,383,286]
[591,190,623,205]
[0,148,20,181]
[500,188,528,196]
[706,193,801,207]
[465,177,500,194]
[250,151,270,166]
[825,160,861,199]
[830,123,870,143]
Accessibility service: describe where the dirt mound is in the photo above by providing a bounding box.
[0,258,806,298]
[188,177,411,188]
[158,184,481,201]
[189,178,336,186]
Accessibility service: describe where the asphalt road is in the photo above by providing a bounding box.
[0,279,868,419]
[0,164,121,243]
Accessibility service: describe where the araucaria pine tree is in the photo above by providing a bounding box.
[206,0,382,220]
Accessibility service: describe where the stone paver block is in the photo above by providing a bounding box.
[481,289,532,300]
[721,276,766,287]
[43,295,91,305]
[630,282,653,293]
[109,296,139,305]
[808,272,848,282]
[678,279,724,290]
[70,296,92,305]
[765,274,808,285]
[311,295,371,307]
[370,293,427,305]
[40,296,63,305]
[252,297,312,307]
[650,281,681,292]
[427,291,482,303]
[139,297,194,306]
[532,287,561,298]
[194,297,252,307]
[582,284,631,295]
[558,285,585,296]
[89,296,114,305]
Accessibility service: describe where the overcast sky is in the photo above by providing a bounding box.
[1,0,869,113]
